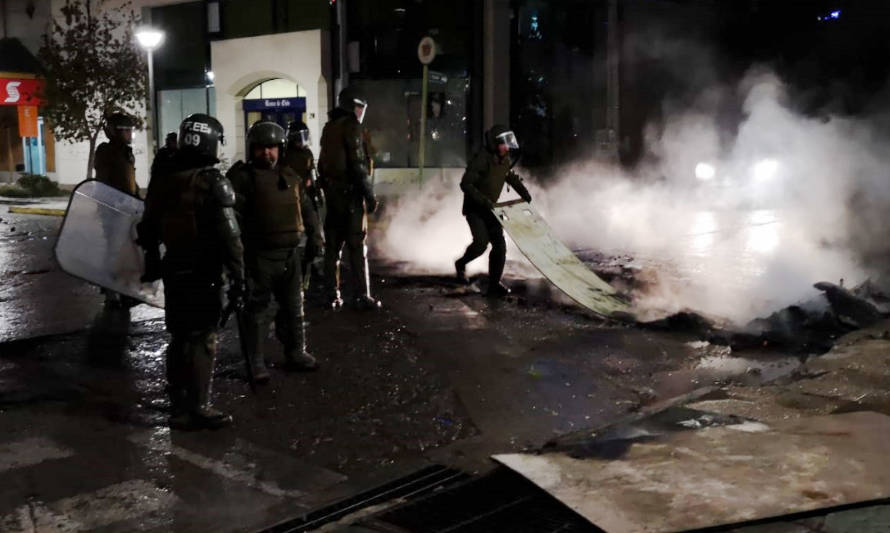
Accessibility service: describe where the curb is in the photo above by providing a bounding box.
[8,206,67,217]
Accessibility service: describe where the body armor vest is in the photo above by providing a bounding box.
[246,166,304,250]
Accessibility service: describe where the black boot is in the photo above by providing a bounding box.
[349,244,381,310]
[243,314,270,383]
[283,317,319,371]
[486,282,510,298]
[190,333,232,429]
[455,259,468,284]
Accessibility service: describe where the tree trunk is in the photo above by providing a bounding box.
[86,129,99,180]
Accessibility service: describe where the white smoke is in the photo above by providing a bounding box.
[378,69,890,325]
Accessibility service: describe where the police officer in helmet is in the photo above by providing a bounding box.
[317,86,380,310]
[95,112,139,197]
[227,121,322,383]
[455,124,531,297]
[138,113,245,430]
[95,111,140,309]
[283,121,325,290]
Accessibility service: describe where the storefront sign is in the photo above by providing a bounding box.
[0,78,44,106]
[242,97,305,111]
[18,105,39,137]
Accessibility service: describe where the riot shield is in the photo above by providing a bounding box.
[55,180,164,308]
[493,199,630,319]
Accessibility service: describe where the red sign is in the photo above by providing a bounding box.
[0,78,44,106]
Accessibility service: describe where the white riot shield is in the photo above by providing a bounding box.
[493,199,630,319]
[55,180,164,308]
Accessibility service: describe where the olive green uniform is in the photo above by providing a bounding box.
[317,108,377,306]
[95,140,139,197]
[457,150,531,287]
[283,144,325,287]
[140,154,244,428]
[227,161,321,375]
[94,139,140,308]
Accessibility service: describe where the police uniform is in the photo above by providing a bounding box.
[455,125,531,296]
[283,122,325,290]
[227,121,321,382]
[139,113,244,430]
[95,113,139,197]
[317,87,380,309]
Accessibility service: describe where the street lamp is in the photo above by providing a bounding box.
[204,69,215,114]
[135,27,165,153]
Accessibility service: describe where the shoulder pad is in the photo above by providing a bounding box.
[205,170,236,207]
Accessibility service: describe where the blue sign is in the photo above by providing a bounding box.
[242,97,306,112]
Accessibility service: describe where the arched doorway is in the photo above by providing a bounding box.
[241,78,307,141]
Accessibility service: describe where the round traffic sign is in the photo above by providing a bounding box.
[417,36,436,65]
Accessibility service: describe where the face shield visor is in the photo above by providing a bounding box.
[354,99,368,124]
[495,130,519,150]
[290,129,310,146]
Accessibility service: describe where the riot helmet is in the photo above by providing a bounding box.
[247,121,287,149]
[104,112,135,144]
[247,121,286,168]
[287,121,311,147]
[178,113,224,163]
[484,124,519,153]
[338,87,368,124]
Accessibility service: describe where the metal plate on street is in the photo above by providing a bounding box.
[492,200,630,318]
[494,412,890,533]
[55,180,164,308]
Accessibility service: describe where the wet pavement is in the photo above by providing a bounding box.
[3,206,890,532]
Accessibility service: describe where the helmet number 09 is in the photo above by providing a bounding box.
[183,133,202,146]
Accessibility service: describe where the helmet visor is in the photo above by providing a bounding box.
[495,130,519,150]
[292,129,310,145]
[355,100,368,124]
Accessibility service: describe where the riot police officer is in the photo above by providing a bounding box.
[318,87,380,310]
[283,121,324,290]
[95,112,139,197]
[138,113,244,430]
[94,112,140,309]
[227,121,321,383]
[455,124,532,297]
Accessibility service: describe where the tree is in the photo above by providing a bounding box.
[39,0,146,180]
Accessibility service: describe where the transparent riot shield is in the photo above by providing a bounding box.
[55,180,164,308]
[493,199,630,319]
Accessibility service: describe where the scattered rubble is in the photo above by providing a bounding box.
[642,280,890,356]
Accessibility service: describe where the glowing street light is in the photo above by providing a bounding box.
[135,28,165,51]
[135,27,165,152]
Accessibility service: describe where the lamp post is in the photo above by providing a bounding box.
[205,70,215,114]
[135,27,165,154]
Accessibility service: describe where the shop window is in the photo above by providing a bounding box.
[159,87,216,141]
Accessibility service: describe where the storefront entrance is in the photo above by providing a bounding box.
[242,97,306,151]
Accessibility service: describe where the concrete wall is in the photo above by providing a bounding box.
[211,30,328,166]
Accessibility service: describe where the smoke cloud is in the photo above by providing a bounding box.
[377,69,890,325]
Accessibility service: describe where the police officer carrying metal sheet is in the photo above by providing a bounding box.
[317,87,381,310]
[455,124,532,297]
[137,113,245,430]
[227,121,321,383]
